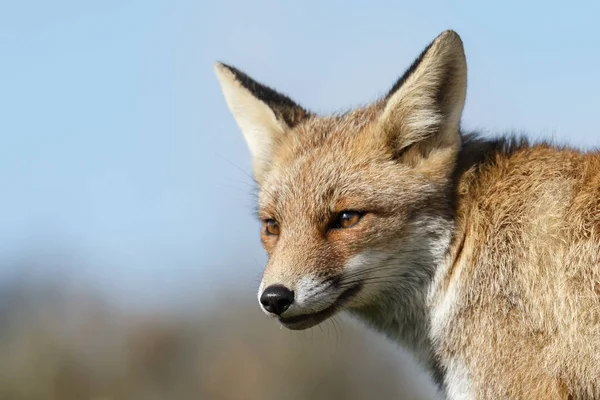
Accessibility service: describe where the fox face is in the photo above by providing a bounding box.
[216,31,467,330]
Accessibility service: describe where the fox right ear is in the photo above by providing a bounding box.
[215,63,311,181]
[377,30,467,164]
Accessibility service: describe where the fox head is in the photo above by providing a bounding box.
[215,31,466,330]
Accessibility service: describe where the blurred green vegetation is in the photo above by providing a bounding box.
[0,280,439,400]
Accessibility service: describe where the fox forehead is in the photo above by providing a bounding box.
[277,107,381,155]
[256,112,372,209]
[256,114,433,224]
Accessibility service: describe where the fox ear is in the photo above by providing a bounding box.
[215,63,311,181]
[378,30,467,162]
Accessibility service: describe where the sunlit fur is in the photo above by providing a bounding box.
[216,30,600,399]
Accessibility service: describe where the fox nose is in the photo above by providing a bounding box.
[260,285,294,315]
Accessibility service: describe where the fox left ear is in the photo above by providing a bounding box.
[215,63,311,181]
[378,30,467,162]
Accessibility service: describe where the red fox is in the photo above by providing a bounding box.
[215,30,600,399]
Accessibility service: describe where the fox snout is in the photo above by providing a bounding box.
[257,269,364,330]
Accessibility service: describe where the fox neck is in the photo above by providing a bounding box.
[346,217,454,384]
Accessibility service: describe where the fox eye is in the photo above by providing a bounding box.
[331,211,364,230]
[264,219,280,236]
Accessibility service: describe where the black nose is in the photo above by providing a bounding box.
[260,285,294,315]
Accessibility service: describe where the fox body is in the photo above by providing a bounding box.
[215,31,600,399]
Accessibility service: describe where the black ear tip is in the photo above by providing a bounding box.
[214,61,228,76]
[214,62,236,85]
[214,62,254,84]
[214,61,235,73]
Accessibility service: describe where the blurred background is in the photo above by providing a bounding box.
[1,1,599,399]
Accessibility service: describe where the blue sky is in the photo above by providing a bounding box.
[1,0,599,308]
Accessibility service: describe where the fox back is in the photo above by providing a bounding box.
[215,31,600,399]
